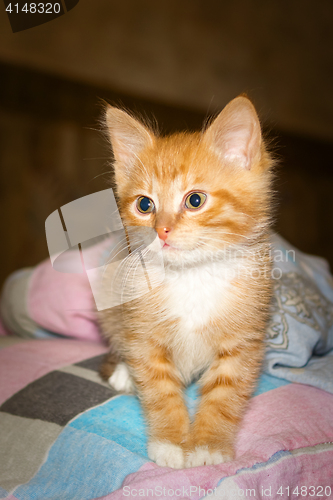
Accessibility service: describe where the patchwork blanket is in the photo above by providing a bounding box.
[1,233,333,393]
[0,336,333,500]
[1,234,333,498]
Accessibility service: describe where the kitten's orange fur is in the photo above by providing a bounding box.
[99,96,274,468]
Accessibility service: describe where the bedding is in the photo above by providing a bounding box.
[1,233,333,393]
[1,234,333,499]
[0,336,333,500]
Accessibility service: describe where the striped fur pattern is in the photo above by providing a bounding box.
[99,96,274,468]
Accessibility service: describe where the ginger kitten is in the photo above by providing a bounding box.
[99,96,274,469]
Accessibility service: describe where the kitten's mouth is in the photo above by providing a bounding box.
[162,242,179,251]
[160,239,195,252]
[161,241,197,252]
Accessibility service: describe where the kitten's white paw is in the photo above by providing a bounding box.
[148,441,185,469]
[185,446,231,468]
[108,363,135,393]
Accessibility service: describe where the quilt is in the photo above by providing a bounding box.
[1,234,333,395]
[1,232,333,499]
[0,336,333,500]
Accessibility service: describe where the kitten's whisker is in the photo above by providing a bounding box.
[121,245,154,289]
[104,242,132,265]
[106,250,142,296]
[103,232,148,265]
[89,171,113,181]
[114,244,147,279]
[100,238,142,281]
[195,237,266,258]
[118,250,148,301]
[234,211,261,222]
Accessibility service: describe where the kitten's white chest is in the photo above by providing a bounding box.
[163,261,235,382]
[165,261,232,330]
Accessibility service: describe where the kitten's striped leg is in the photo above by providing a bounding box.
[186,346,261,467]
[130,348,190,469]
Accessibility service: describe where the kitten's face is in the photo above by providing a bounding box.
[106,97,273,267]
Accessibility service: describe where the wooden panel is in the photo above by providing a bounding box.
[0,62,332,290]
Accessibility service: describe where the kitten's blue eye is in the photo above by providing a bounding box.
[185,192,207,210]
[137,196,154,214]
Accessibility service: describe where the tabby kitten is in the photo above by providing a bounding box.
[99,96,274,469]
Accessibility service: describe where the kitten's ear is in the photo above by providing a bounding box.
[105,106,154,177]
[204,96,261,170]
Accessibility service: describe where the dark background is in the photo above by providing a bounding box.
[0,0,333,289]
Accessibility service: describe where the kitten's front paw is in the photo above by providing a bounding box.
[108,363,135,393]
[185,446,232,468]
[148,441,185,469]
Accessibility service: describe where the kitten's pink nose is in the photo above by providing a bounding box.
[156,227,171,242]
